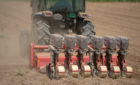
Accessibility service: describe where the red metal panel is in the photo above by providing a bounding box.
[58,56,65,65]
[71,56,78,63]
[112,56,118,66]
[36,52,50,71]
[30,43,34,67]
[83,56,90,63]
[30,43,49,68]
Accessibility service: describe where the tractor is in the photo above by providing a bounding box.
[28,0,133,79]
[30,0,95,45]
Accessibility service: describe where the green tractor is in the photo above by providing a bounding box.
[27,0,133,79]
[31,0,95,44]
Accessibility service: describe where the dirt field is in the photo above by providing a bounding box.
[0,1,140,85]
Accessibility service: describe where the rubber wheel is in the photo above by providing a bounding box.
[47,65,54,80]
[31,17,50,45]
[81,21,96,37]
[110,66,121,79]
[97,66,108,78]
[124,66,133,78]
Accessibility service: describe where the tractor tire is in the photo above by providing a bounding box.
[47,65,53,80]
[82,21,96,37]
[31,17,50,45]
[31,0,50,45]
[77,20,96,37]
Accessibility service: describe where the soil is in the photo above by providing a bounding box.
[0,1,140,85]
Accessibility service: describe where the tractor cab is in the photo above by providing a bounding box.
[38,0,85,13]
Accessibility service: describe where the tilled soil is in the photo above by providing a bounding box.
[0,1,140,85]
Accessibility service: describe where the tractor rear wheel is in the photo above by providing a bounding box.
[77,20,96,37]
[31,16,50,45]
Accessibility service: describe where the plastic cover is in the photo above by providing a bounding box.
[77,35,89,49]
[104,36,117,50]
[116,36,129,50]
[49,34,64,48]
[90,35,104,50]
[64,35,77,49]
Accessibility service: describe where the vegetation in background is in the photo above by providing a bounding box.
[87,0,140,2]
